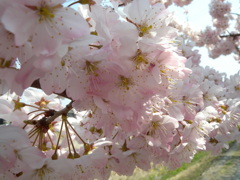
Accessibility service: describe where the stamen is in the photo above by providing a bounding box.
[64,119,73,159]
[84,61,99,76]
[38,131,43,150]
[29,127,39,139]
[119,76,133,90]
[29,112,46,121]
[47,131,55,150]
[235,84,240,91]
[133,50,148,69]
[27,109,47,115]
[34,97,50,109]
[32,132,40,146]
[52,118,64,160]
[65,119,80,158]
[66,120,86,144]
[25,104,45,110]
[139,25,153,37]
[38,6,55,22]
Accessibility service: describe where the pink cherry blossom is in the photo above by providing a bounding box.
[1,0,90,55]
[0,0,240,179]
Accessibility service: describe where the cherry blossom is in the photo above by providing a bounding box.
[0,0,240,179]
[1,0,89,55]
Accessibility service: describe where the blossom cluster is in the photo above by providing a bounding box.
[0,0,239,179]
[171,0,240,60]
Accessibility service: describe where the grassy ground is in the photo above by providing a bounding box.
[161,151,214,180]
[110,142,238,180]
[109,151,215,180]
[165,151,215,180]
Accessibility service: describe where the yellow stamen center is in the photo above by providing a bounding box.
[119,76,133,90]
[35,97,50,108]
[139,25,153,37]
[84,61,99,76]
[235,84,240,91]
[38,7,55,22]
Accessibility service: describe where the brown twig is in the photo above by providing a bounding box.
[45,101,73,124]
[219,33,240,39]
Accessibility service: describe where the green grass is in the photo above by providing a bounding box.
[110,141,238,180]
[110,150,213,180]
[156,151,212,180]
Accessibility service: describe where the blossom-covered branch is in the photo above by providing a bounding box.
[0,0,240,179]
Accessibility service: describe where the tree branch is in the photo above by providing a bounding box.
[46,101,73,124]
[219,33,240,39]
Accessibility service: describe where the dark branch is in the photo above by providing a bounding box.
[219,33,240,39]
[46,101,73,124]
